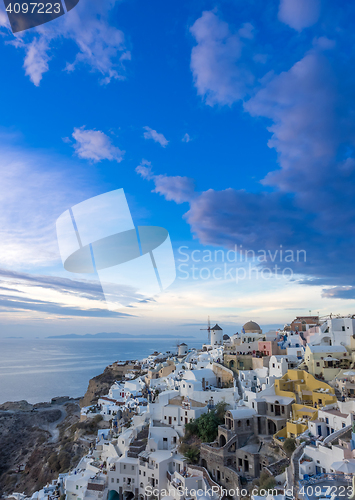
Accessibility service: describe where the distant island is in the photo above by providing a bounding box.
[5,336,24,339]
[46,332,193,339]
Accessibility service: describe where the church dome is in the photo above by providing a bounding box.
[243,321,262,333]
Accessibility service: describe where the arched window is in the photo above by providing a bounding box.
[238,420,241,427]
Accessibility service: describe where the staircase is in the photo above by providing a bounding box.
[291,443,305,487]
[127,427,149,458]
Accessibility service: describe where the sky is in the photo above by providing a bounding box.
[0,0,355,339]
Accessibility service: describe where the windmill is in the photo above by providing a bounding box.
[200,316,211,344]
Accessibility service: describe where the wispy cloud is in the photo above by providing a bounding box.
[0,0,130,86]
[182,133,191,143]
[0,293,133,318]
[71,127,124,163]
[136,160,195,204]
[143,127,169,147]
[0,139,92,269]
[0,268,139,318]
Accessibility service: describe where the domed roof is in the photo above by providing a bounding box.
[243,320,261,332]
[223,334,230,340]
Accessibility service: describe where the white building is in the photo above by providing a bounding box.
[306,317,355,348]
[178,343,188,356]
[269,355,299,378]
[210,324,223,347]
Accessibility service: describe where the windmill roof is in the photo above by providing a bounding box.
[211,324,222,330]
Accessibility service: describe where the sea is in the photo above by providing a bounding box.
[0,337,202,404]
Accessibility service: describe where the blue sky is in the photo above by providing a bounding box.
[0,0,354,339]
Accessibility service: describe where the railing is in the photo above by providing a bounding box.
[188,465,226,497]
[299,473,353,486]
[323,424,351,445]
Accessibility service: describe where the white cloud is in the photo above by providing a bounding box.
[72,127,124,163]
[143,126,169,147]
[238,22,254,40]
[182,133,191,143]
[190,10,253,106]
[278,0,321,31]
[1,0,130,86]
[135,159,153,179]
[23,36,51,86]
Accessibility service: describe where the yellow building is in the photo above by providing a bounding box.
[303,345,350,381]
[274,403,318,440]
[275,369,337,407]
[274,370,337,440]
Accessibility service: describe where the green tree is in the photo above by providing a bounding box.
[183,446,200,464]
[283,437,296,456]
[215,402,228,423]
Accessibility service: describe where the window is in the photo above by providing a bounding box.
[111,478,114,483]
[139,470,141,475]
[271,404,274,412]
[174,416,176,421]
[124,465,126,469]
[144,472,146,477]
[117,479,119,483]
[163,438,168,442]
[316,362,320,367]
[164,416,167,419]
[342,326,345,331]
[281,406,285,414]
[326,418,329,424]
[132,466,135,471]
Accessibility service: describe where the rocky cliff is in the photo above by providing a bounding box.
[80,361,137,407]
